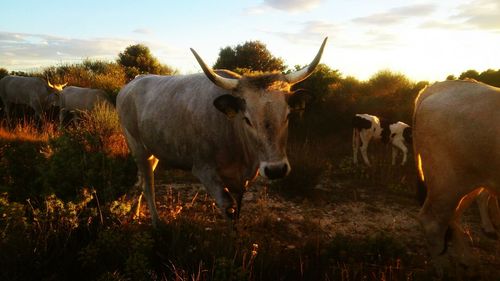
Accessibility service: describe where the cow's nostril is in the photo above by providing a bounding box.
[281,163,288,174]
[264,166,270,177]
[264,163,289,179]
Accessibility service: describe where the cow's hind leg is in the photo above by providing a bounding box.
[359,130,372,166]
[419,203,453,278]
[476,189,498,239]
[421,184,482,279]
[353,129,360,164]
[419,180,470,278]
[451,190,483,278]
[391,146,398,165]
[392,139,408,165]
[488,194,500,230]
[122,128,160,226]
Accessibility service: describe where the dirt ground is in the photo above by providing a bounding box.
[148,172,500,280]
[149,167,500,280]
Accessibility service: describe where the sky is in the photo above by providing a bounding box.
[1,0,499,81]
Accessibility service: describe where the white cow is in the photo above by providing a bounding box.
[414,79,500,277]
[59,86,112,126]
[117,38,327,226]
[352,113,411,166]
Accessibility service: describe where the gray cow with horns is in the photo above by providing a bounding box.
[0,76,66,123]
[117,38,327,226]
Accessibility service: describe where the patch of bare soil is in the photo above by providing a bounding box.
[151,176,500,280]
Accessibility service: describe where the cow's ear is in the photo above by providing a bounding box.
[213,95,245,118]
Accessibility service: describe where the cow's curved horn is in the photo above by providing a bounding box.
[190,48,238,90]
[285,37,328,85]
[47,79,54,88]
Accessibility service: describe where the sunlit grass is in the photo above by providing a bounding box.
[0,118,58,142]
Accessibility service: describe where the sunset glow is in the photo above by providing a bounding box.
[1,0,499,81]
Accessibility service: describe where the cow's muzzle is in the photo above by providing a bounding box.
[259,159,291,180]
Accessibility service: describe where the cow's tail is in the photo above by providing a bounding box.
[416,154,427,206]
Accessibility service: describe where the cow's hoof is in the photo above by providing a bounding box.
[226,207,238,220]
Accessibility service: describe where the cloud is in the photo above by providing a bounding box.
[353,4,436,25]
[267,21,337,44]
[267,20,400,50]
[453,0,500,31]
[133,28,153,35]
[419,20,468,30]
[0,31,176,71]
[419,0,500,31]
[247,0,323,14]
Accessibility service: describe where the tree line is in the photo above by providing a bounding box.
[1,40,499,137]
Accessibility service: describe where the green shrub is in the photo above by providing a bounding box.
[79,227,154,281]
[0,191,96,281]
[43,105,135,202]
[0,139,48,201]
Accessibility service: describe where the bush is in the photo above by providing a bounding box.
[79,227,154,281]
[43,104,135,202]
[0,190,96,281]
[0,139,48,201]
[41,59,126,103]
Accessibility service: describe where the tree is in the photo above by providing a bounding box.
[458,69,480,80]
[446,74,456,80]
[478,69,500,87]
[292,64,341,103]
[0,68,8,80]
[367,70,411,98]
[117,44,174,80]
[214,41,285,73]
[288,64,343,138]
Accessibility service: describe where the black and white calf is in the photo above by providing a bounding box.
[352,113,412,166]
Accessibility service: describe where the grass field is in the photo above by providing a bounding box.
[0,109,499,281]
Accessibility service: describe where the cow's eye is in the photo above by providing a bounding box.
[243,117,253,127]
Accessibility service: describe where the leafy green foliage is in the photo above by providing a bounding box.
[0,68,8,80]
[42,105,135,202]
[214,41,286,73]
[117,44,174,81]
[0,105,135,203]
[0,139,48,200]
[449,68,500,87]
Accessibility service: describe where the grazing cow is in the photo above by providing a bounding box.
[352,113,411,166]
[117,38,327,226]
[414,80,500,277]
[59,86,112,126]
[0,75,66,123]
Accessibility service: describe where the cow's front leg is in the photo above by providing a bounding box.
[192,165,239,220]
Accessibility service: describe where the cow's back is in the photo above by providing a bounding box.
[0,76,48,105]
[117,74,233,168]
[414,80,500,184]
[60,86,110,111]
